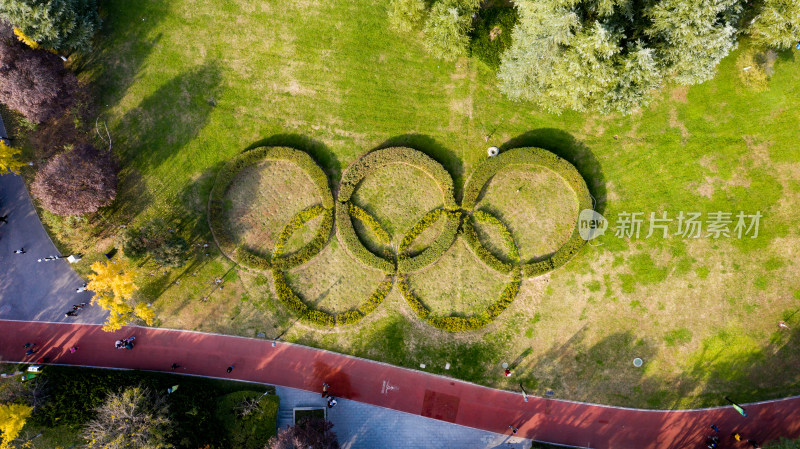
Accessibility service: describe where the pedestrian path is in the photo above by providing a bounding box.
[274,385,530,449]
[0,174,105,324]
[1,320,798,449]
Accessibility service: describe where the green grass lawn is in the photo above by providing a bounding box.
[47,0,800,409]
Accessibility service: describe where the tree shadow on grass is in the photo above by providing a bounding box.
[373,134,465,203]
[77,0,167,107]
[523,327,656,406]
[114,61,223,172]
[245,133,341,195]
[500,129,607,215]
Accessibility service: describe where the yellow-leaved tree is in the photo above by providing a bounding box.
[87,259,155,332]
[12,27,39,49]
[0,403,33,449]
[0,141,26,175]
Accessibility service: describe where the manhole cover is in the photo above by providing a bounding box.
[633,358,643,367]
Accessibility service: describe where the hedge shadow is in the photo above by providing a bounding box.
[500,128,606,215]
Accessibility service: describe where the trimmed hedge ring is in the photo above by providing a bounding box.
[336,147,460,274]
[461,147,592,278]
[208,146,334,271]
[209,143,595,332]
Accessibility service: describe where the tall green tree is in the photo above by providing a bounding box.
[423,0,480,61]
[0,0,101,52]
[749,0,800,49]
[83,386,173,449]
[498,0,742,114]
[388,0,427,32]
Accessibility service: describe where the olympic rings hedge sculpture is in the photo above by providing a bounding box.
[209,144,592,331]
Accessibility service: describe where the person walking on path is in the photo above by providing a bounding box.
[322,382,330,398]
[327,396,337,408]
[13,248,25,254]
[226,364,235,373]
[710,424,719,433]
[171,363,181,371]
[732,432,742,441]
[779,321,790,330]
[69,346,78,353]
[508,425,518,434]
[0,215,7,223]
[25,346,38,355]
[503,368,512,377]
[65,310,78,317]
[76,284,88,293]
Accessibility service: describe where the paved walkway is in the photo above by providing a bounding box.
[0,174,106,323]
[2,320,799,449]
[274,386,529,448]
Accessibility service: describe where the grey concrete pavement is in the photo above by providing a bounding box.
[0,173,107,323]
[275,386,532,449]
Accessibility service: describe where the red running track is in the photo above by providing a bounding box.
[2,320,799,449]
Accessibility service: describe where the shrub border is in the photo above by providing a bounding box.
[398,272,521,332]
[337,147,457,209]
[397,208,461,273]
[336,146,459,274]
[461,147,592,278]
[273,268,395,327]
[336,202,396,273]
[208,146,334,271]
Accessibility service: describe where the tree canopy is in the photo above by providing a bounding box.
[83,386,173,449]
[0,140,25,175]
[267,418,339,449]
[0,403,32,449]
[31,143,117,216]
[0,36,77,123]
[394,0,800,114]
[0,0,101,52]
[87,259,155,331]
[122,219,190,268]
[497,0,742,114]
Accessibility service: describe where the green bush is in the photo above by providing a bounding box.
[397,210,461,273]
[468,7,518,68]
[461,219,514,274]
[359,277,394,315]
[387,0,426,32]
[427,314,490,332]
[305,309,336,327]
[349,203,391,244]
[273,205,325,257]
[486,273,520,318]
[338,147,456,208]
[336,202,396,273]
[462,147,591,278]
[0,0,101,52]
[398,276,430,320]
[522,259,554,277]
[473,209,519,261]
[32,366,273,448]
[336,310,365,325]
[399,272,521,332]
[398,208,442,253]
[215,391,279,449]
[271,269,310,318]
[273,207,334,270]
[121,218,190,267]
[209,146,333,271]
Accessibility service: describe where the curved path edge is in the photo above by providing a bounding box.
[2,320,799,448]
